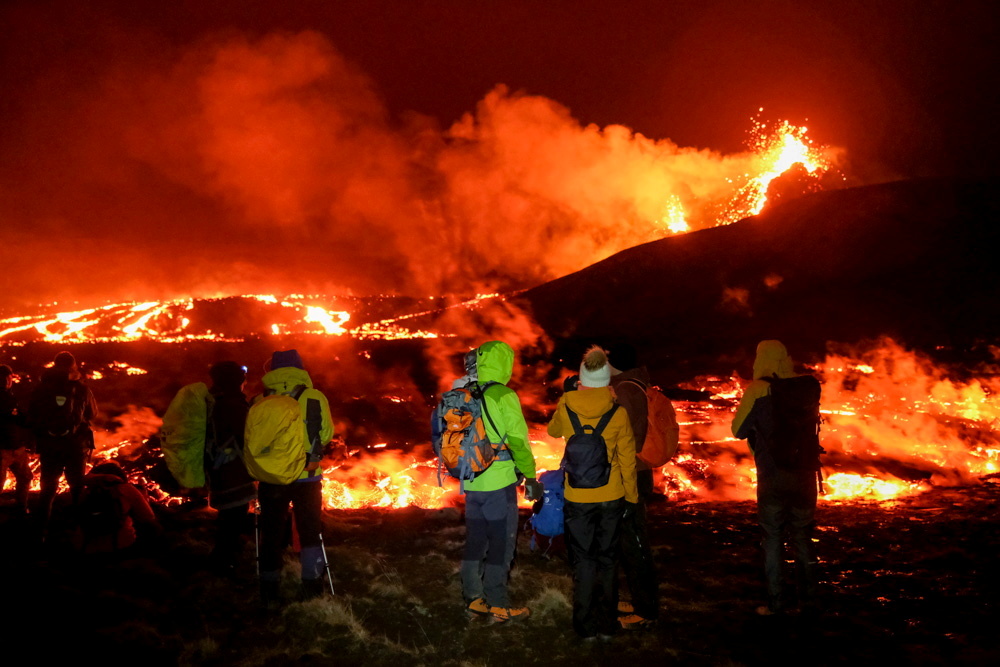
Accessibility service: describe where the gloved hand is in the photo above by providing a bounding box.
[524,478,544,501]
[622,500,639,520]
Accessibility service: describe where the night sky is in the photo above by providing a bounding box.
[1,0,996,310]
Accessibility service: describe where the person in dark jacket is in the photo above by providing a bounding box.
[0,365,33,514]
[206,361,257,574]
[608,344,658,629]
[731,340,821,615]
[74,460,160,554]
[28,351,98,529]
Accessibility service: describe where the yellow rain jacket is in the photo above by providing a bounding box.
[463,341,536,492]
[254,366,334,482]
[548,387,638,504]
[161,382,212,489]
[731,339,796,446]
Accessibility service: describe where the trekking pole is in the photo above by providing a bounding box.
[253,500,261,578]
[319,531,335,596]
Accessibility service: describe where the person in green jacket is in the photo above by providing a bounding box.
[461,341,541,623]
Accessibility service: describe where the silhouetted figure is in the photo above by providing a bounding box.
[73,460,160,555]
[732,340,822,615]
[206,361,256,574]
[0,365,33,515]
[608,344,659,629]
[28,351,97,533]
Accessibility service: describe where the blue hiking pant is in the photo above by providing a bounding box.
[461,483,518,608]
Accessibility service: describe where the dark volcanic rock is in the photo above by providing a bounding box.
[516,179,1000,380]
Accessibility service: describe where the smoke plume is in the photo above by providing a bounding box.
[1,28,812,311]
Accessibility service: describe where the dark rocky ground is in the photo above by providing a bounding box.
[2,480,997,666]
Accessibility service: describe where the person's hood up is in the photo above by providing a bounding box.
[476,341,514,386]
[752,340,795,379]
[262,366,314,393]
[564,386,616,420]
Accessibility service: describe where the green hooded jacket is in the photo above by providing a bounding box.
[463,341,536,492]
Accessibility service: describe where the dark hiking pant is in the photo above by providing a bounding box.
[258,479,325,582]
[757,468,818,611]
[620,468,658,619]
[1,447,33,511]
[36,435,88,524]
[212,504,252,570]
[461,483,518,608]
[565,498,624,637]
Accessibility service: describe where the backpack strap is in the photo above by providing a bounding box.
[566,404,619,436]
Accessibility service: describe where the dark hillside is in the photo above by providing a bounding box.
[518,180,1000,379]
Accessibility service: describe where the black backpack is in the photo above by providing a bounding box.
[36,380,86,437]
[761,375,822,470]
[562,404,619,489]
[79,482,126,550]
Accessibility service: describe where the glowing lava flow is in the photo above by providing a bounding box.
[717,116,831,226]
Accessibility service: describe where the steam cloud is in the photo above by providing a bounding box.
[2,29,792,311]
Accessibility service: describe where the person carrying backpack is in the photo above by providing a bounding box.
[28,351,98,531]
[459,341,540,623]
[608,344,664,630]
[731,340,822,616]
[249,350,334,607]
[74,460,160,554]
[547,346,637,641]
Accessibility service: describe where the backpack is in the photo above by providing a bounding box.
[622,378,680,468]
[36,380,86,437]
[761,375,822,470]
[160,382,212,489]
[244,385,322,485]
[431,381,508,483]
[562,404,618,489]
[530,468,565,538]
[78,481,126,550]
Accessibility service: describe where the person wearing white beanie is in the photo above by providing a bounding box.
[548,345,637,640]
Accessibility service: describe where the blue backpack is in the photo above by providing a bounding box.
[530,468,566,539]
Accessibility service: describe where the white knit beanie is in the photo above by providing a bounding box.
[579,346,611,388]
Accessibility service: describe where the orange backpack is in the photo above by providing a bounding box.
[623,378,680,467]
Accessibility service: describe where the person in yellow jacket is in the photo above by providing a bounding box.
[460,341,540,623]
[254,349,335,607]
[548,346,637,640]
[731,340,820,616]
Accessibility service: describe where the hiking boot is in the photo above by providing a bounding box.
[619,614,655,631]
[466,598,490,617]
[617,600,635,615]
[489,605,531,623]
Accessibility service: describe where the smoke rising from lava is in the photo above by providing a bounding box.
[1,28,831,311]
